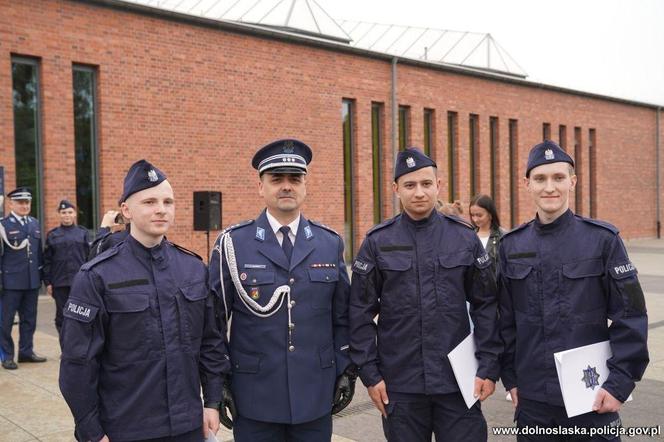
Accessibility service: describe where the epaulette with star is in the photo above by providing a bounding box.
[309,219,341,237]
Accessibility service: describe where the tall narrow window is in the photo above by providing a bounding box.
[559,125,567,151]
[371,103,384,224]
[574,127,582,214]
[489,117,499,201]
[447,112,458,201]
[509,119,519,228]
[342,99,355,261]
[543,122,551,140]
[589,129,597,218]
[423,108,434,157]
[73,65,100,230]
[469,114,479,197]
[12,57,42,220]
[398,106,410,151]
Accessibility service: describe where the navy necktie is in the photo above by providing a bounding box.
[279,226,293,263]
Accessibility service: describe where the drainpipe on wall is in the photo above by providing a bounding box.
[391,57,399,215]
[657,107,661,238]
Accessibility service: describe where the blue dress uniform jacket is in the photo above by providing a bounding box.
[0,214,43,290]
[59,235,226,442]
[43,225,90,288]
[350,211,502,394]
[209,210,351,424]
[499,210,649,405]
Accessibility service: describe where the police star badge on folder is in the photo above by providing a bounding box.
[581,365,600,390]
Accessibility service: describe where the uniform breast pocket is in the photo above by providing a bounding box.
[377,254,414,311]
[105,291,152,352]
[503,262,536,315]
[307,268,339,310]
[179,281,208,346]
[436,251,474,308]
[561,258,605,320]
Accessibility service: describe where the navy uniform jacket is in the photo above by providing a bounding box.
[349,211,501,394]
[43,224,90,288]
[88,226,129,260]
[209,210,351,424]
[59,235,226,442]
[499,209,649,405]
[0,213,43,290]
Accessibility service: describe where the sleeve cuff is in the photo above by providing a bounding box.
[358,363,382,388]
[602,372,634,403]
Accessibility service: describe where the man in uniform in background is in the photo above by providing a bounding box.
[0,187,46,369]
[209,139,355,442]
[349,148,501,441]
[43,199,90,341]
[59,160,225,441]
[499,140,649,441]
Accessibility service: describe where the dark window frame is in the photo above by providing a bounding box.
[371,102,384,224]
[342,99,355,261]
[469,114,479,197]
[423,108,434,158]
[489,116,499,201]
[509,119,519,228]
[447,111,459,201]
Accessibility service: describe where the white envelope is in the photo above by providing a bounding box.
[554,340,632,418]
[204,432,219,442]
[447,332,479,408]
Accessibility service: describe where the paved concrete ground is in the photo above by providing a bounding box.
[1,239,662,441]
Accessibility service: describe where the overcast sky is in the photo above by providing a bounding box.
[321,0,664,106]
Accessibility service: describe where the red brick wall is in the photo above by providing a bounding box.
[1,0,661,258]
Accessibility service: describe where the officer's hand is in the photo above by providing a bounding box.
[593,388,622,414]
[203,407,220,438]
[99,436,109,442]
[331,372,357,414]
[47,285,53,297]
[100,210,120,228]
[473,377,495,402]
[219,382,237,430]
[367,380,389,417]
[509,387,519,408]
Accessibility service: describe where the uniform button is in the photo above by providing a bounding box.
[289,323,295,330]
[251,278,257,284]
[29,260,33,263]
[325,276,330,281]
[289,278,295,285]
[290,300,296,307]
[289,345,295,352]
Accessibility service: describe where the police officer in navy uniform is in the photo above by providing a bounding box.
[0,187,46,370]
[59,160,226,442]
[209,139,355,442]
[499,141,649,441]
[349,148,501,441]
[43,199,91,339]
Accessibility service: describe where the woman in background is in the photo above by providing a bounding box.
[469,194,504,277]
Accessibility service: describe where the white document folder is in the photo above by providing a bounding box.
[554,340,632,418]
[448,332,479,408]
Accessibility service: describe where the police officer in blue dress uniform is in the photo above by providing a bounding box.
[209,139,354,442]
[43,199,91,339]
[349,148,501,441]
[0,187,46,370]
[499,141,649,441]
[59,160,226,442]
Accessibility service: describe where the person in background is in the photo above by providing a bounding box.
[469,194,505,277]
[88,209,129,260]
[0,187,46,370]
[43,199,91,341]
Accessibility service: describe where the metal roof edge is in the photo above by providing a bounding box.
[80,0,664,110]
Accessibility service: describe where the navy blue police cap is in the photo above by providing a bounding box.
[119,159,167,203]
[57,199,75,211]
[394,147,437,182]
[252,139,312,175]
[7,187,32,201]
[526,140,574,177]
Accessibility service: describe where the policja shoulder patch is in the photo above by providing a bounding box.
[63,299,99,323]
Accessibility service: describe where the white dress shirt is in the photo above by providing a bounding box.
[265,210,299,246]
